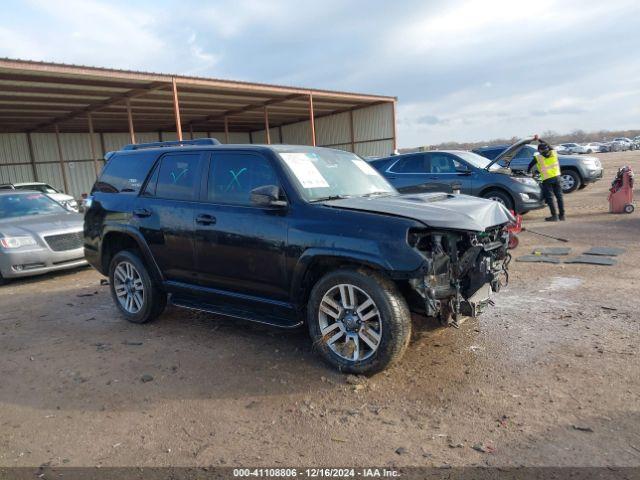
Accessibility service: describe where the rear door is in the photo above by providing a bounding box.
[384,154,440,193]
[134,151,205,283]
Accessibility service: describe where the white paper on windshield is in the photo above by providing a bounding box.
[353,158,379,176]
[280,153,329,188]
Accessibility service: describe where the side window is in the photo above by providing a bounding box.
[93,152,156,194]
[515,146,535,159]
[389,155,428,174]
[155,153,201,201]
[207,153,280,206]
[428,154,457,173]
[483,148,502,160]
[142,163,160,197]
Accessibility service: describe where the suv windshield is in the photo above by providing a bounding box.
[278,149,396,201]
[0,193,66,219]
[454,151,502,171]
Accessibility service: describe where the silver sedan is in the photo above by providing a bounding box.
[0,191,87,284]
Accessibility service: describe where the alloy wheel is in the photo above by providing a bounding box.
[113,261,145,314]
[560,174,576,191]
[488,195,506,205]
[318,284,382,362]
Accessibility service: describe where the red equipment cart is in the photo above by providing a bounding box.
[507,211,523,249]
[608,166,634,214]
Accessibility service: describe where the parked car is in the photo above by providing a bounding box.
[557,143,588,154]
[84,139,512,374]
[613,137,633,151]
[0,191,87,284]
[0,182,78,211]
[473,144,603,193]
[583,142,605,153]
[602,141,623,152]
[368,149,544,213]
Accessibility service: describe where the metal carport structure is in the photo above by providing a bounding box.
[0,58,397,198]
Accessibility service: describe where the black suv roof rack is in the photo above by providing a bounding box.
[121,138,221,151]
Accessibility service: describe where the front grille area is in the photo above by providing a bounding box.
[44,231,83,252]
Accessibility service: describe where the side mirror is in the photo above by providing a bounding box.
[250,185,287,208]
[456,167,472,175]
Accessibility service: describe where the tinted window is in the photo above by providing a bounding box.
[155,153,201,201]
[208,153,280,206]
[94,152,157,194]
[515,146,536,159]
[389,155,428,173]
[428,153,459,173]
[476,148,502,160]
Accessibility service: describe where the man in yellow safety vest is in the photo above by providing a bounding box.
[535,140,565,221]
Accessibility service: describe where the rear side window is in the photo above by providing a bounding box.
[477,148,502,160]
[207,152,280,206]
[93,152,156,194]
[389,155,429,174]
[515,146,536,159]
[152,153,201,201]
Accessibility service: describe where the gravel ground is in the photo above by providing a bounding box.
[0,151,638,469]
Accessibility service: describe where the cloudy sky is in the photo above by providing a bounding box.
[1,0,639,147]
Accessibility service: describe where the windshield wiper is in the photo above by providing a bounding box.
[310,194,352,202]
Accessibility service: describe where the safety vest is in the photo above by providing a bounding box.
[534,150,561,181]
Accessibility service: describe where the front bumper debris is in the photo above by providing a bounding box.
[408,226,510,327]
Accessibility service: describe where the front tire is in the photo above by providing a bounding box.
[560,169,581,193]
[109,250,166,324]
[482,189,514,211]
[307,268,411,375]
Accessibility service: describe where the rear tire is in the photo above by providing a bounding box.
[0,273,6,286]
[109,250,166,324]
[560,169,581,193]
[482,189,514,211]
[307,268,411,375]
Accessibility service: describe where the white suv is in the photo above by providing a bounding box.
[0,182,78,211]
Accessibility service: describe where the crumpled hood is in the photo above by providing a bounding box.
[0,212,83,237]
[324,193,515,231]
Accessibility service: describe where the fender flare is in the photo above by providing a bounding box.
[288,248,395,305]
[100,224,164,283]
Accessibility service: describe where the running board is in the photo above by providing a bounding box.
[170,294,302,329]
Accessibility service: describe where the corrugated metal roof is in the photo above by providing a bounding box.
[0,58,396,134]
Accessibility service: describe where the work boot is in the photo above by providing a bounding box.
[559,215,566,221]
[545,215,559,222]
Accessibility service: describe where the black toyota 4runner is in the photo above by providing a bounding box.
[84,138,512,374]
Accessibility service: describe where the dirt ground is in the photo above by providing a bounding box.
[0,151,638,469]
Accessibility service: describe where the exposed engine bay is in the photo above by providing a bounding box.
[408,226,510,327]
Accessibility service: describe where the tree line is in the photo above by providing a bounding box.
[401,128,640,153]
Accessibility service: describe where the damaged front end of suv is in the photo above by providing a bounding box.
[407,226,510,327]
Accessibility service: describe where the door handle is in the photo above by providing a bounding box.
[133,208,151,218]
[196,214,216,225]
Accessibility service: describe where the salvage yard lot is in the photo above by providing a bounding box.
[0,151,638,468]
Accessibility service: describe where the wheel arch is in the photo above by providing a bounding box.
[290,250,393,308]
[560,164,583,179]
[478,185,515,206]
[100,226,164,283]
